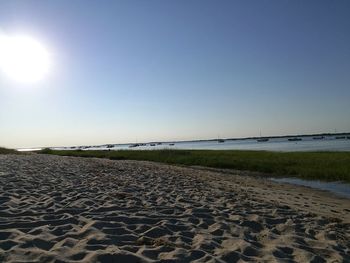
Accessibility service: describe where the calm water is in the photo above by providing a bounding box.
[48,135,350,152]
[155,136,350,152]
[271,177,350,199]
[18,135,350,152]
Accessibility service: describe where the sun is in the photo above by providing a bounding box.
[0,34,51,83]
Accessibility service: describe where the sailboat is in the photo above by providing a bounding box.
[257,130,269,142]
[217,135,225,143]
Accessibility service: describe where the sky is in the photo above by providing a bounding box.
[0,0,350,148]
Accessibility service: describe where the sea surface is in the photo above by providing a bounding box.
[18,135,350,152]
[271,178,350,199]
[49,135,350,152]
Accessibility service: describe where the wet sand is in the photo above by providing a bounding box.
[0,154,349,262]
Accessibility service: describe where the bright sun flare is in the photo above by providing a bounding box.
[0,34,51,83]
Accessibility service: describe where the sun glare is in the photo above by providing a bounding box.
[0,34,51,83]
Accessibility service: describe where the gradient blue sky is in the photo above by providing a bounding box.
[1,0,350,148]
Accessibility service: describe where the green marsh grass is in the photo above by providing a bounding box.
[39,149,350,182]
[0,147,18,154]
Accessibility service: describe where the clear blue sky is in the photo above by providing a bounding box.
[1,0,350,148]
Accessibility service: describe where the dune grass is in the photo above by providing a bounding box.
[0,147,18,154]
[39,149,350,182]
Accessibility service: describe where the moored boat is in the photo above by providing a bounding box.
[288,138,302,141]
[335,136,346,139]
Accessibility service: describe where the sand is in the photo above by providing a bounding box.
[0,154,349,262]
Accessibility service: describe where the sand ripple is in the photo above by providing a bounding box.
[0,154,349,262]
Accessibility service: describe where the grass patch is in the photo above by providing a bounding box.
[0,147,18,154]
[38,149,350,182]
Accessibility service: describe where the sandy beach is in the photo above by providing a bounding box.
[0,154,349,262]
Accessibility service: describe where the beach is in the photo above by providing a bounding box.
[0,154,349,262]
